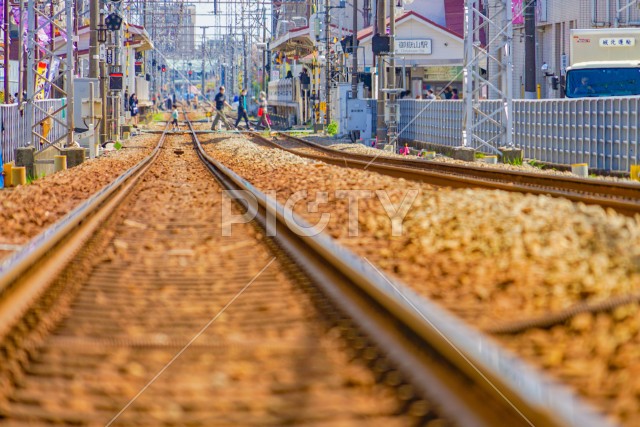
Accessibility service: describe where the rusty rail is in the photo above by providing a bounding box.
[261,133,640,217]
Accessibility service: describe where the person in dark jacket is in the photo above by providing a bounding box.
[211,86,234,130]
[129,93,139,126]
[235,89,252,130]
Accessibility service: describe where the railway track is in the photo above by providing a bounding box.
[253,132,640,216]
[0,117,613,426]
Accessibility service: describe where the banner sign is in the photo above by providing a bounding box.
[512,0,524,25]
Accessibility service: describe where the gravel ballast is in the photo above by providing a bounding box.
[202,132,640,424]
[0,134,158,261]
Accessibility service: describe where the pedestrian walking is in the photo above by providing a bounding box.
[426,90,436,100]
[256,91,271,130]
[211,86,234,131]
[171,105,179,131]
[443,86,453,100]
[235,89,252,130]
[452,88,460,99]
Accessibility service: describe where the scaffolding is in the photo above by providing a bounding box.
[25,0,75,149]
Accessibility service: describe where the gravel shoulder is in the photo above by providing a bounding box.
[0,133,158,261]
[202,132,640,424]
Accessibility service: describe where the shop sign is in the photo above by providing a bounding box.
[395,39,432,55]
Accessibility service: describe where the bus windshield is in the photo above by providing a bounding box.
[566,68,640,98]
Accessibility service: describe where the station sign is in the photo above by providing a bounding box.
[106,49,113,64]
[395,39,432,55]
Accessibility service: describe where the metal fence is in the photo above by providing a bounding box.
[1,99,66,165]
[398,97,640,172]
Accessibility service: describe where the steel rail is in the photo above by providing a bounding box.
[260,132,640,216]
[186,121,616,427]
[0,124,170,341]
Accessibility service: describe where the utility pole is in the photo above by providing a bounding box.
[113,13,122,141]
[325,0,331,127]
[89,0,100,78]
[375,0,387,145]
[100,11,108,144]
[524,0,537,99]
[351,0,358,98]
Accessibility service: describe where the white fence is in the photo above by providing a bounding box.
[399,97,640,172]
[1,99,66,165]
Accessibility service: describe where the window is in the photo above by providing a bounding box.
[566,68,640,98]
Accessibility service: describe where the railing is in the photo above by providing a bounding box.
[398,97,640,172]
[1,99,66,165]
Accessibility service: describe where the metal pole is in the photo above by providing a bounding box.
[463,0,474,147]
[18,0,24,103]
[524,0,537,99]
[351,0,358,98]
[324,0,330,126]
[3,0,10,102]
[201,27,206,97]
[262,5,267,93]
[243,33,248,90]
[65,0,74,146]
[388,0,395,146]
[25,0,35,145]
[375,0,386,144]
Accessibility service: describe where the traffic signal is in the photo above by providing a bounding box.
[372,34,390,55]
[188,70,193,76]
[340,36,355,54]
[161,64,167,72]
[551,76,560,90]
[109,73,123,90]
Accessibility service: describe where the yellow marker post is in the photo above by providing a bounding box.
[54,155,67,172]
[11,167,26,186]
[631,165,640,182]
[536,84,542,99]
[3,163,13,187]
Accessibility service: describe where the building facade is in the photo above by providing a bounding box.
[511,0,640,98]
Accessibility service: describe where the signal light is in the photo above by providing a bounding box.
[161,64,167,72]
[105,13,123,31]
